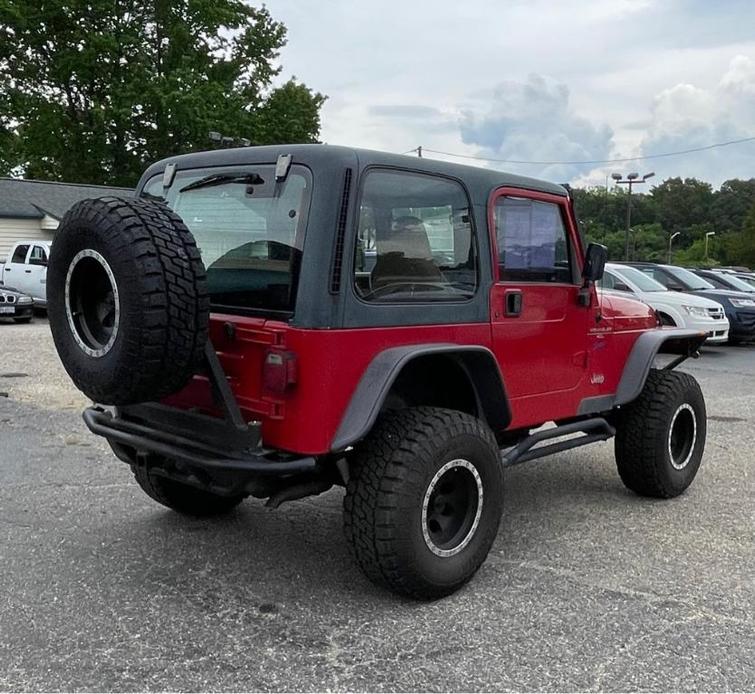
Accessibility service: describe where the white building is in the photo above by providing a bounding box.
[0,178,132,261]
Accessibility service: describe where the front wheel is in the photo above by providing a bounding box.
[343,407,504,600]
[614,369,706,498]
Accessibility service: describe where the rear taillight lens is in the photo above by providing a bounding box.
[263,349,298,393]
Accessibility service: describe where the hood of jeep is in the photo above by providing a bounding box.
[598,291,658,332]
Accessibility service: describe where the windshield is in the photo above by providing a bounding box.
[718,273,755,292]
[665,266,715,290]
[614,265,667,292]
[142,164,312,316]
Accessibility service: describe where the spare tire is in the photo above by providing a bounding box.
[48,196,209,405]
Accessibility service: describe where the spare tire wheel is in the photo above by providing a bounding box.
[47,196,209,405]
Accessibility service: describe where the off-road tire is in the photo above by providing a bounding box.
[47,197,209,405]
[614,369,706,498]
[132,464,245,517]
[344,407,504,600]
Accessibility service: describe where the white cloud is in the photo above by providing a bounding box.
[265,0,755,187]
[635,55,755,186]
[458,74,614,182]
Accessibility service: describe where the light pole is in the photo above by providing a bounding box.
[668,231,680,263]
[705,231,716,261]
[612,171,655,260]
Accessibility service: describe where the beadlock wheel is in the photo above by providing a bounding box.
[668,403,697,470]
[47,196,209,405]
[65,249,120,358]
[344,407,504,599]
[422,459,484,557]
[614,368,706,498]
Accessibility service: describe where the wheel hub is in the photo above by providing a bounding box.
[65,249,120,358]
[422,459,483,557]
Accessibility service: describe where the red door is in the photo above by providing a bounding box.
[489,188,590,428]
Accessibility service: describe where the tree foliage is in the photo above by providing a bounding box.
[574,177,755,269]
[0,0,325,186]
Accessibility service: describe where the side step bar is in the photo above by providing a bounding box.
[502,418,615,467]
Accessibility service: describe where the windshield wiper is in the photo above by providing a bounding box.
[179,172,264,193]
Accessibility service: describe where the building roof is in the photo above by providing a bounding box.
[0,178,133,220]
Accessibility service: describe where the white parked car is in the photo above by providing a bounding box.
[0,240,51,308]
[600,263,729,344]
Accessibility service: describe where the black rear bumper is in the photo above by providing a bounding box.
[83,405,316,475]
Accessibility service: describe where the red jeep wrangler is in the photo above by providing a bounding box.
[47,145,708,599]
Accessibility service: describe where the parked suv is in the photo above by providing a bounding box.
[46,145,709,599]
[691,268,755,294]
[600,263,728,343]
[625,262,755,344]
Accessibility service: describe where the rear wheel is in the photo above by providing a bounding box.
[614,369,706,498]
[132,463,245,517]
[343,407,504,599]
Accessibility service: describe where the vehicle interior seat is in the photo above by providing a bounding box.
[371,216,443,289]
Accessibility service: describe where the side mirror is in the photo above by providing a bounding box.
[582,243,607,283]
[614,281,632,292]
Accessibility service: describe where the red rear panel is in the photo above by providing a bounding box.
[165,314,492,455]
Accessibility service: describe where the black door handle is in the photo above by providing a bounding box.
[25,269,32,273]
[505,290,523,316]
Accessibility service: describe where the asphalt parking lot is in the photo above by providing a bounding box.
[0,319,753,692]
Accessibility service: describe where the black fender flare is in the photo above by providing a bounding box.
[331,344,511,451]
[614,328,707,406]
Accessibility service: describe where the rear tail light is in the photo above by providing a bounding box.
[263,349,298,393]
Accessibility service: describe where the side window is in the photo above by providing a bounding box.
[494,197,573,283]
[704,274,727,289]
[598,271,617,290]
[643,267,669,285]
[600,271,632,292]
[11,245,29,264]
[354,170,477,302]
[28,246,47,266]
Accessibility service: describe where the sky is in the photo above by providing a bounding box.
[264,0,755,189]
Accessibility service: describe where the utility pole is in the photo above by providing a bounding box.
[612,171,655,260]
[668,231,680,264]
[417,146,422,158]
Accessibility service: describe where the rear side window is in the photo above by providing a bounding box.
[29,246,47,266]
[353,170,477,302]
[11,245,29,264]
[494,198,573,283]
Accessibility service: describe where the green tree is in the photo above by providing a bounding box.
[711,179,755,233]
[650,177,714,244]
[731,203,755,268]
[0,0,325,186]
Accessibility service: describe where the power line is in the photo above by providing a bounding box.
[405,135,755,166]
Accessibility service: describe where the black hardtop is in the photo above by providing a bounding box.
[137,144,568,201]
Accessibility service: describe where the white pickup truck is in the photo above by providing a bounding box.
[0,240,51,308]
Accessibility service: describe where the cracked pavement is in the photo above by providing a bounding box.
[0,320,753,691]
